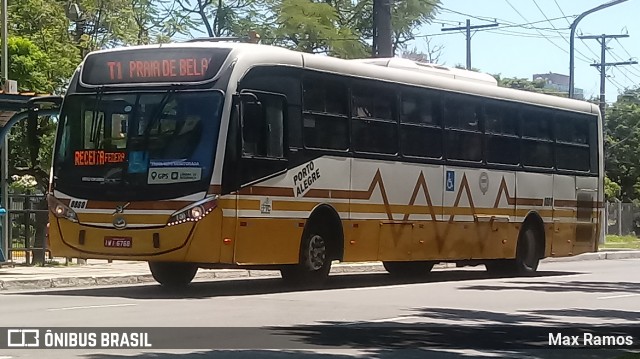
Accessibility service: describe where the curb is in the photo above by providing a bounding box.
[542,250,640,262]
[1,251,638,291]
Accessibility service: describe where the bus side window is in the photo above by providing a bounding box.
[351,83,397,155]
[241,93,286,159]
[555,113,591,172]
[237,66,302,149]
[444,94,482,162]
[399,88,442,159]
[521,107,553,168]
[302,75,349,150]
[484,102,520,166]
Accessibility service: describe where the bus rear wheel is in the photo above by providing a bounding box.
[485,225,541,276]
[149,262,198,288]
[383,261,434,277]
[280,232,331,286]
[514,225,541,274]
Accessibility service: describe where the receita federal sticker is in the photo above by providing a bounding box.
[147,167,202,184]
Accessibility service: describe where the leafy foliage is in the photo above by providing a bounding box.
[605,176,622,200]
[8,0,80,91]
[178,0,440,58]
[604,88,640,202]
[7,37,50,92]
[402,38,443,64]
[493,74,567,97]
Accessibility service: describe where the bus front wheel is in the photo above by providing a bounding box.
[149,262,198,288]
[280,232,331,286]
[383,261,434,277]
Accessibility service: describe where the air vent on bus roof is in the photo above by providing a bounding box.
[351,58,498,86]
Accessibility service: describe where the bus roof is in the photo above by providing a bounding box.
[83,41,599,116]
[350,58,500,86]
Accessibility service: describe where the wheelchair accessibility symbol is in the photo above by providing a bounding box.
[446,171,455,192]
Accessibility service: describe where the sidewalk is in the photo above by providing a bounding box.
[1,250,639,291]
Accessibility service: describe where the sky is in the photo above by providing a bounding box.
[409,0,640,102]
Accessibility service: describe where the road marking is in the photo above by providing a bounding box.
[597,293,640,300]
[0,356,13,359]
[47,303,137,311]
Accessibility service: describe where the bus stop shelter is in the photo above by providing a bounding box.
[0,93,61,264]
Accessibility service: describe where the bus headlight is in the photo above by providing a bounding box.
[167,196,218,226]
[47,194,79,223]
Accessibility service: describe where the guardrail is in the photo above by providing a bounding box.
[6,194,49,264]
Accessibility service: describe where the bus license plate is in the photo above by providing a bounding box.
[104,236,132,248]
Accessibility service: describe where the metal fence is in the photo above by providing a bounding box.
[6,193,51,264]
[605,201,640,237]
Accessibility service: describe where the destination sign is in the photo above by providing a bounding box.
[81,48,231,86]
[74,150,126,166]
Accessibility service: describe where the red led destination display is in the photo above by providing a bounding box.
[81,48,231,86]
[74,150,126,166]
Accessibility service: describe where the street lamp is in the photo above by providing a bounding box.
[569,0,628,99]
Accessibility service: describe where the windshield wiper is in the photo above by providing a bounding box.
[89,88,105,146]
[142,89,176,141]
[117,90,176,185]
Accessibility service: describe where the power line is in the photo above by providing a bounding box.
[607,49,640,79]
[485,29,566,39]
[531,0,594,62]
[441,19,499,69]
[438,7,572,31]
[552,0,601,64]
[503,0,590,62]
[615,38,636,60]
[558,0,602,62]
[612,38,640,76]
[553,0,572,26]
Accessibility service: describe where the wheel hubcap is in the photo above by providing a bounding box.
[307,235,326,270]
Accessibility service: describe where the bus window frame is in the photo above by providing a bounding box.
[238,89,290,162]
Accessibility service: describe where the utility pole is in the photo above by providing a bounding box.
[441,20,498,70]
[579,34,637,121]
[372,0,393,57]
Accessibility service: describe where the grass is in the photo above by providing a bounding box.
[602,235,640,249]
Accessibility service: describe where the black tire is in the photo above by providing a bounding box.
[485,225,540,276]
[280,231,332,286]
[383,261,435,277]
[149,262,198,288]
[514,225,541,274]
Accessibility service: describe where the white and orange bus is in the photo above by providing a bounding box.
[47,41,603,287]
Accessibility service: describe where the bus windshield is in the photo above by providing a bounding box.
[53,90,223,201]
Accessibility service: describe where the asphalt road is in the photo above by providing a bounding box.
[0,259,639,359]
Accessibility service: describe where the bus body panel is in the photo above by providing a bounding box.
[47,42,604,270]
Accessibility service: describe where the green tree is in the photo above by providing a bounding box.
[604,88,640,202]
[493,74,567,97]
[402,38,444,63]
[178,0,440,58]
[7,37,50,92]
[8,0,80,92]
[2,36,55,192]
[604,176,621,200]
[132,0,194,44]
